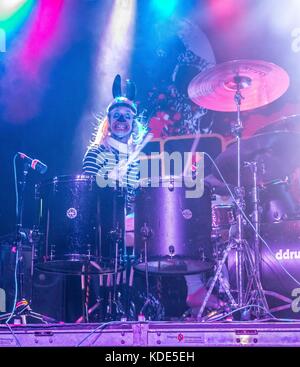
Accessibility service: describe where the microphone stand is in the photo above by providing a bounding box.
[0,160,58,324]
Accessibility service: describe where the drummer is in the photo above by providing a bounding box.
[82,75,148,212]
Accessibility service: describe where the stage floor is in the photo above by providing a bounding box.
[0,321,300,347]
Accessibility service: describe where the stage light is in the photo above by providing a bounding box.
[96,0,137,109]
[0,0,34,35]
[258,0,300,34]
[151,0,178,18]
[207,0,245,28]
[18,0,65,76]
[0,0,31,21]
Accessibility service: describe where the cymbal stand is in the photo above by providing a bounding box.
[198,77,269,320]
[232,77,247,308]
[231,78,269,315]
[230,79,269,317]
[244,161,269,316]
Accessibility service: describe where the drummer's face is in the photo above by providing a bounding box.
[109,106,134,142]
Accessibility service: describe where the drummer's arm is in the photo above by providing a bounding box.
[82,144,111,176]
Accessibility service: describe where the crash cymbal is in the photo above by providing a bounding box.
[212,131,300,186]
[255,114,300,134]
[188,60,289,112]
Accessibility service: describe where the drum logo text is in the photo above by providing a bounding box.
[292,288,300,313]
[275,249,300,260]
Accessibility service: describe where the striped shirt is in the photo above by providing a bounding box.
[82,137,139,210]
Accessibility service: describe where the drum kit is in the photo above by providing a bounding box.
[1,59,300,323]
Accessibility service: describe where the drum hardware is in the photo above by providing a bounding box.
[105,224,126,321]
[80,264,89,323]
[139,223,153,318]
[188,60,290,320]
[0,157,58,324]
[76,297,102,323]
[245,162,261,281]
[105,291,126,322]
[75,224,126,324]
[199,240,238,319]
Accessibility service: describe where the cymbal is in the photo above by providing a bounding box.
[188,60,289,112]
[212,131,300,186]
[255,114,300,134]
[204,174,234,196]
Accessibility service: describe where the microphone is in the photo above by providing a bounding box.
[18,152,48,174]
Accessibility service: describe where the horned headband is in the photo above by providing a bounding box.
[107,74,137,115]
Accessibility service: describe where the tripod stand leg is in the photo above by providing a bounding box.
[243,241,269,315]
[218,266,236,306]
[197,241,237,320]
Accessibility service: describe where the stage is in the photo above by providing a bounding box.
[1,321,300,347]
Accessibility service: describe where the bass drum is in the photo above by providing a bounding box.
[259,220,300,319]
[227,220,300,319]
[134,176,213,274]
[35,175,125,274]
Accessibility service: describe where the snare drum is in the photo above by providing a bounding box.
[35,175,125,274]
[134,176,213,274]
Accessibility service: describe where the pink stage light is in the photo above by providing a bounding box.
[207,0,247,28]
[17,0,65,78]
[0,0,29,20]
[1,0,69,122]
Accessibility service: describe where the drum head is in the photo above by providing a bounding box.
[35,257,124,275]
[134,256,213,275]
